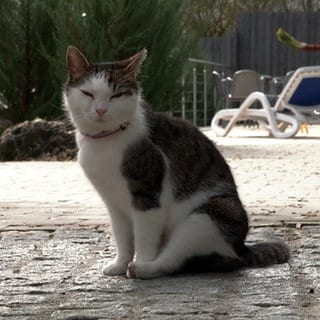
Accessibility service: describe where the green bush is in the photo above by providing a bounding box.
[0,0,198,123]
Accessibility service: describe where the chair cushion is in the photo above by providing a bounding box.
[289,77,320,106]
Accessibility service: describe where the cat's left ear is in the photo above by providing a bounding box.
[120,49,147,79]
[66,46,90,81]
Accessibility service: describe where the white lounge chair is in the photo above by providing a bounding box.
[211,66,320,138]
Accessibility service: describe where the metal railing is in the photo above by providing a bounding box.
[178,58,231,127]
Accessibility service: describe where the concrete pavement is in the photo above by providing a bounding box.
[0,125,319,319]
[1,125,319,229]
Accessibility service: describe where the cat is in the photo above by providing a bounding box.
[63,46,290,279]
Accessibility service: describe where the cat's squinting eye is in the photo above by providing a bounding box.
[110,92,124,100]
[81,90,94,99]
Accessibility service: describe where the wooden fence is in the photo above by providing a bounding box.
[201,11,320,77]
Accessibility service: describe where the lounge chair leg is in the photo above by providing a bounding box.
[300,122,309,134]
[278,121,289,132]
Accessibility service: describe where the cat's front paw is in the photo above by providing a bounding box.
[103,261,128,276]
[127,262,162,279]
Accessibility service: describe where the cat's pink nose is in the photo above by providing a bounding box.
[96,108,107,117]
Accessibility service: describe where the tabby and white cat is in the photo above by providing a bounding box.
[63,46,290,279]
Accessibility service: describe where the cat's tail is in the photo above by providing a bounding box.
[244,240,290,268]
[180,240,290,274]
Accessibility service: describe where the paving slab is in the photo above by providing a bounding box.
[208,125,320,226]
[0,125,319,229]
[0,124,319,319]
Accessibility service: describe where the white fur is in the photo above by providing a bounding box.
[127,214,236,279]
[64,74,236,279]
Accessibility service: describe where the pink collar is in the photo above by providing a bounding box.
[81,122,129,139]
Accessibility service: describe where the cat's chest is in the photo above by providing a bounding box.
[78,138,131,209]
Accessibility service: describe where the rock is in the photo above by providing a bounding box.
[0,118,77,161]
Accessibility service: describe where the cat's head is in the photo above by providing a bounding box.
[63,46,146,135]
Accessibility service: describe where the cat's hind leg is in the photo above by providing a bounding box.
[127,213,237,279]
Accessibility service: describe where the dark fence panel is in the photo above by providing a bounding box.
[201,32,237,76]
[201,12,320,77]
